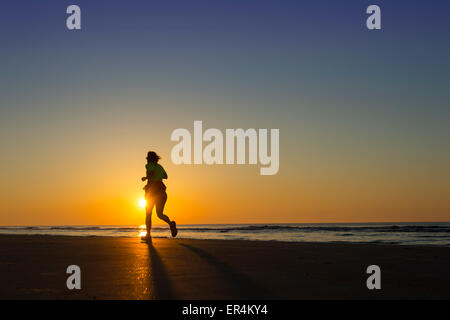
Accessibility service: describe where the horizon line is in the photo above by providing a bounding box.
[1,221,449,227]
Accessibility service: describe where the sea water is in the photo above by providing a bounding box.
[0,222,449,246]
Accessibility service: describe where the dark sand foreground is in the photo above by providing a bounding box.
[0,235,449,299]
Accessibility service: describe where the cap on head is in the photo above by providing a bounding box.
[147,151,160,163]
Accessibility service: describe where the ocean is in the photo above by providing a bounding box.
[1,222,450,245]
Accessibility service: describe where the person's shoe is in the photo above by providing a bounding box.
[141,235,152,243]
[170,221,178,237]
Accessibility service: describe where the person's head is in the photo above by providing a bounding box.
[146,151,160,163]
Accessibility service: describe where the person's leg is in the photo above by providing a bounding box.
[145,197,155,237]
[156,192,178,237]
[155,192,171,225]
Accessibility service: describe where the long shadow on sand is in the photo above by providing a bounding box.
[146,242,175,299]
[180,243,279,299]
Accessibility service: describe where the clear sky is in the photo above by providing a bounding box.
[1,0,449,225]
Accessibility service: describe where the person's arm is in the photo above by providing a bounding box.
[162,168,168,179]
[144,170,155,180]
[142,166,155,181]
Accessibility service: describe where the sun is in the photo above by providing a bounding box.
[139,198,146,208]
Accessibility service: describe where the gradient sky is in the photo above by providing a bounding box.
[1,0,449,225]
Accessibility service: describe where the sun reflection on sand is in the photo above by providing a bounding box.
[139,230,147,238]
[139,224,147,238]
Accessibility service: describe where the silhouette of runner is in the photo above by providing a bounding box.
[141,151,177,241]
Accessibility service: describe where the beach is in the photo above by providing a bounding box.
[0,235,449,299]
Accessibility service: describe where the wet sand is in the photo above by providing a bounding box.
[0,235,449,299]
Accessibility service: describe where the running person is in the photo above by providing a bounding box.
[141,151,177,241]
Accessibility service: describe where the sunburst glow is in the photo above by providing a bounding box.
[139,198,146,208]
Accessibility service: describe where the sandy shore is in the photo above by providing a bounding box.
[0,235,449,299]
